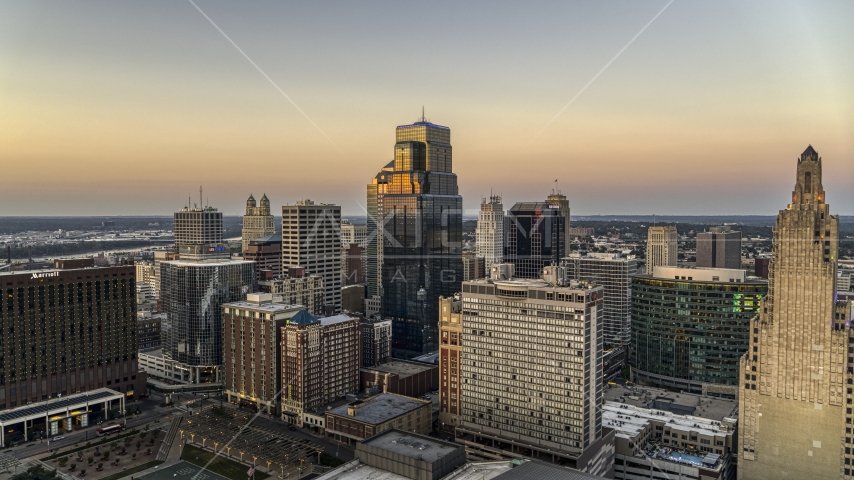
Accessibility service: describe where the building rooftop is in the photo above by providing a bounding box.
[603,403,732,441]
[490,461,606,480]
[602,384,738,421]
[315,462,408,480]
[328,394,428,425]
[412,351,439,365]
[362,430,459,464]
[222,298,303,314]
[320,313,358,326]
[464,277,597,291]
[361,360,435,378]
[162,258,253,267]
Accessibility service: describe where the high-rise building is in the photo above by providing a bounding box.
[242,194,275,252]
[562,252,637,346]
[631,266,767,397]
[0,260,147,406]
[645,225,678,274]
[153,250,179,302]
[174,205,223,249]
[505,202,565,279]
[753,256,770,279]
[546,189,570,256]
[137,311,162,351]
[341,220,368,286]
[456,264,614,476]
[244,234,283,280]
[222,293,302,415]
[738,146,852,480]
[282,200,342,313]
[438,294,463,433]
[476,195,504,268]
[696,226,742,270]
[135,261,156,292]
[258,273,325,316]
[160,247,256,383]
[368,116,463,359]
[462,253,485,281]
[360,317,392,367]
[340,220,367,247]
[280,311,361,426]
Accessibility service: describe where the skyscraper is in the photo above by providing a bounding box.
[645,225,678,274]
[368,116,463,358]
[562,252,637,346]
[696,226,742,270]
[738,146,851,479]
[546,189,570,256]
[476,194,504,268]
[282,200,342,313]
[242,194,275,252]
[174,205,223,249]
[160,246,256,383]
[438,294,462,433]
[505,202,565,279]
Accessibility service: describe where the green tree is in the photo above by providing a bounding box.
[9,465,57,480]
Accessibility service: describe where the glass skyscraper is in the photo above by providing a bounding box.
[505,202,565,279]
[367,116,463,358]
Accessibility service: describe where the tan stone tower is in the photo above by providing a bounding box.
[242,193,275,252]
[738,146,852,479]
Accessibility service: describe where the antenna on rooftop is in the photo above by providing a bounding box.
[200,186,203,209]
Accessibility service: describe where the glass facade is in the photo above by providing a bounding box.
[367,120,463,358]
[630,275,767,392]
[506,202,565,279]
[160,260,256,369]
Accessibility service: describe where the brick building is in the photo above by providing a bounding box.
[325,393,432,444]
[360,360,437,398]
[438,294,462,433]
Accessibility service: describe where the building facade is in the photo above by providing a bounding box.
[546,190,570,256]
[462,254,485,281]
[456,265,614,476]
[360,317,392,367]
[0,260,146,408]
[258,274,325,316]
[505,202,565,279]
[174,205,223,249]
[222,294,301,415]
[645,226,678,274]
[631,266,767,398]
[280,311,361,425]
[438,294,463,433]
[562,252,638,346]
[368,117,463,359]
[244,234,282,280]
[159,250,256,383]
[325,393,432,443]
[696,226,741,270]
[137,311,162,350]
[476,195,504,268]
[738,146,852,480]
[242,194,275,252]
[282,200,342,313]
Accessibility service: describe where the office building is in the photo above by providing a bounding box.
[282,200,342,313]
[645,226,678,274]
[0,260,146,406]
[438,294,463,433]
[244,234,282,280]
[280,311,360,425]
[839,270,852,293]
[325,393,433,443]
[753,256,770,279]
[631,266,767,398]
[360,360,437,398]
[546,189,570,256]
[696,226,742,270]
[367,116,463,359]
[567,227,595,238]
[738,146,852,480]
[360,317,392,367]
[342,243,365,285]
[562,252,638,346]
[135,261,156,292]
[505,202,565,279]
[476,195,505,268]
[341,220,368,247]
[604,385,738,480]
[258,273,325,316]
[222,293,302,415]
[174,205,223,249]
[342,283,365,313]
[159,247,256,383]
[462,253,485,281]
[137,311,162,350]
[153,250,179,301]
[242,194,275,252]
[456,265,614,476]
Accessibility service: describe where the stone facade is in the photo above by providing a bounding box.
[738,146,853,479]
[242,194,275,252]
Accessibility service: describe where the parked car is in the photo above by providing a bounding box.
[53,436,65,441]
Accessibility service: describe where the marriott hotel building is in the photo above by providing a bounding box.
[0,259,146,410]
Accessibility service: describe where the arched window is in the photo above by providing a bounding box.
[804,172,811,193]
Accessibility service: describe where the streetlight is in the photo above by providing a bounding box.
[239,451,244,462]
[266,460,271,473]
[190,433,195,444]
[202,438,206,448]
[226,446,231,457]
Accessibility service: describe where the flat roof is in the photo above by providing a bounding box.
[162,259,253,267]
[362,430,460,463]
[315,461,408,480]
[603,403,730,441]
[0,388,122,424]
[361,360,434,377]
[464,278,598,292]
[321,314,358,326]
[491,461,607,480]
[222,300,303,313]
[442,461,515,480]
[328,394,428,425]
[603,384,738,421]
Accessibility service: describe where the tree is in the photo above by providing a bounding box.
[10,465,57,480]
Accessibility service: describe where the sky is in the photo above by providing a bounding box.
[1,1,852,217]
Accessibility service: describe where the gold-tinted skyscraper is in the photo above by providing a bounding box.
[738,146,852,479]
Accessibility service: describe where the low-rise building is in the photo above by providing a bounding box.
[326,393,432,444]
[360,360,437,398]
[138,348,191,383]
[603,385,738,480]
